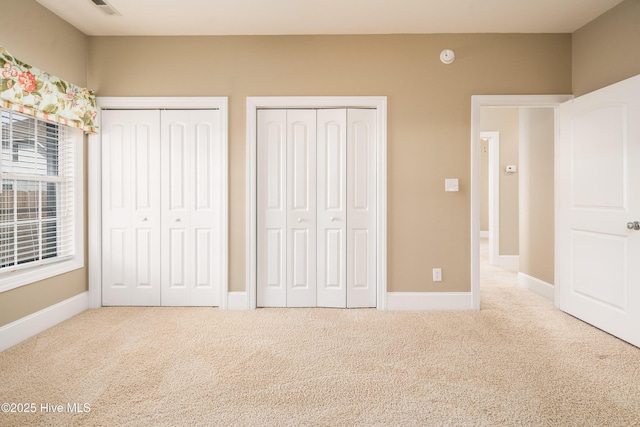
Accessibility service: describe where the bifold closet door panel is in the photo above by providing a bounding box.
[102,110,162,306]
[286,110,317,307]
[160,109,221,307]
[317,109,348,308]
[257,108,377,309]
[257,109,287,307]
[346,108,377,308]
[257,109,317,307]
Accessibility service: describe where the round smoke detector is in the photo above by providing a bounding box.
[440,49,455,64]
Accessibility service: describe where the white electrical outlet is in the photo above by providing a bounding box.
[432,268,442,282]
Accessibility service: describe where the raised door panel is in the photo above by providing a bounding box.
[286,110,317,307]
[571,105,625,209]
[558,74,640,347]
[346,109,377,308]
[257,110,288,307]
[317,109,347,308]
[108,228,127,288]
[102,110,161,306]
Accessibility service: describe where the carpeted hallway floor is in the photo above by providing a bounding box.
[1,240,639,426]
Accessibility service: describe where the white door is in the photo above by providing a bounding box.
[557,74,640,347]
[102,109,222,307]
[102,110,161,306]
[257,108,376,308]
[317,109,347,307]
[257,110,317,307]
[285,110,317,307]
[346,109,377,308]
[160,110,222,306]
[257,109,287,307]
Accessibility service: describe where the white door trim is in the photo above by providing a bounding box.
[88,97,229,309]
[471,95,572,310]
[246,96,387,310]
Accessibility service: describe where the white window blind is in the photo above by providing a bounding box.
[0,109,76,273]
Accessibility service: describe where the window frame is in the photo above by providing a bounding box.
[0,111,84,293]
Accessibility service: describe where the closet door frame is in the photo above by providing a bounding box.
[246,96,387,310]
[88,97,229,309]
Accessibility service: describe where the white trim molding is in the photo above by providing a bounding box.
[386,292,474,311]
[518,272,554,302]
[471,95,572,310]
[0,292,88,352]
[246,96,387,310]
[226,292,248,310]
[88,97,229,309]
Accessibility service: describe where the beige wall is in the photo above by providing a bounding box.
[573,0,640,96]
[519,108,555,284]
[0,0,88,87]
[88,34,571,293]
[0,0,89,327]
[480,108,520,256]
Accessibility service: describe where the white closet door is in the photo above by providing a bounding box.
[286,110,317,307]
[257,110,317,307]
[160,110,221,306]
[317,109,348,308]
[257,110,288,307]
[257,108,376,308]
[102,110,161,306]
[346,109,377,308]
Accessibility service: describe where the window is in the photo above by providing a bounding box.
[0,108,83,291]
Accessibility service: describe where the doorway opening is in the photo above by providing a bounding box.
[471,95,572,310]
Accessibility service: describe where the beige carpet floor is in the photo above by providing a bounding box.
[1,244,639,426]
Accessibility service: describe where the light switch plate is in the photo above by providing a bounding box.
[445,179,459,192]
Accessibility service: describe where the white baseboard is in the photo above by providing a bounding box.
[226,291,248,310]
[518,273,554,301]
[224,290,475,311]
[480,231,489,238]
[492,255,519,270]
[0,291,89,352]
[386,292,475,311]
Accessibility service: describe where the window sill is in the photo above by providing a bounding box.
[0,258,84,293]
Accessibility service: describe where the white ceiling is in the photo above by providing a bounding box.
[36,0,624,36]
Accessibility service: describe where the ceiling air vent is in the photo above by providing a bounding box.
[90,0,121,16]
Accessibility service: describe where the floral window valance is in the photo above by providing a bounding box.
[0,45,97,134]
